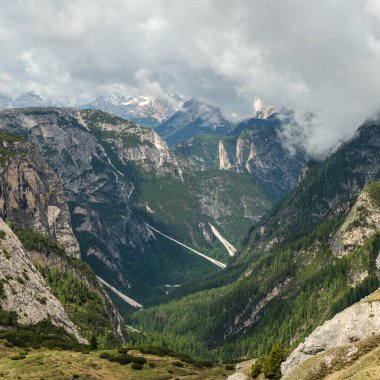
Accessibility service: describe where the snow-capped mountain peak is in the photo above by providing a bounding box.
[81,91,186,128]
[253,97,276,119]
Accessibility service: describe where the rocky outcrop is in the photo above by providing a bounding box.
[219,140,233,170]
[86,112,183,176]
[331,185,380,257]
[0,219,86,344]
[281,289,380,378]
[0,138,80,257]
[227,359,256,380]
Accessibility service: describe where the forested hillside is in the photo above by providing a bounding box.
[130,120,380,361]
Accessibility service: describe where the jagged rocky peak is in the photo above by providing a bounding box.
[176,98,231,129]
[0,218,87,344]
[81,90,186,127]
[156,98,233,145]
[253,97,276,119]
[0,134,80,257]
[79,109,182,175]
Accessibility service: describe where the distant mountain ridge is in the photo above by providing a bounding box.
[80,91,186,128]
[155,98,234,145]
[0,91,52,108]
[0,90,186,129]
[175,115,307,200]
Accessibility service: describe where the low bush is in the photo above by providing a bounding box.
[131,363,143,370]
[132,356,146,365]
[99,352,133,365]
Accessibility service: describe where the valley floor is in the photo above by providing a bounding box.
[0,346,233,380]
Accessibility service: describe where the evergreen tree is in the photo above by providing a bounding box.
[262,343,287,380]
[251,357,263,378]
[90,334,98,350]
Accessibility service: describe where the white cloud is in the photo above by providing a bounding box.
[0,0,379,155]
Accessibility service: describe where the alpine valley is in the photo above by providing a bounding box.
[0,96,379,380]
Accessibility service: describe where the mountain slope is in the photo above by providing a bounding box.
[0,131,127,345]
[246,118,380,252]
[130,120,380,361]
[175,116,307,200]
[0,108,278,307]
[156,99,233,145]
[0,219,86,344]
[282,287,380,380]
[81,109,272,266]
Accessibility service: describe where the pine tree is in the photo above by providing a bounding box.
[262,343,287,380]
[90,334,98,350]
[251,357,263,378]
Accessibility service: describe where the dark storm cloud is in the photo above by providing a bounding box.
[1,0,380,155]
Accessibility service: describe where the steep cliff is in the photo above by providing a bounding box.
[0,135,80,257]
[175,116,307,200]
[0,219,86,344]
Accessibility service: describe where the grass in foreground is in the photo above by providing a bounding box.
[0,343,234,380]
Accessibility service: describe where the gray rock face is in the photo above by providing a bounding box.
[156,98,233,146]
[175,117,307,200]
[331,187,380,258]
[227,359,256,380]
[281,290,380,378]
[0,219,86,343]
[85,111,183,176]
[0,108,150,287]
[0,138,80,257]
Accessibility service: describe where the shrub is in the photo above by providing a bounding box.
[172,361,184,367]
[90,335,98,350]
[99,352,132,365]
[148,362,156,368]
[132,356,146,365]
[225,364,235,370]
[10,355,26,360]
[131,363,143,370]
[195,360,213,368]
[37,297,47,305]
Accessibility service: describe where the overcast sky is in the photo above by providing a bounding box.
[1,0,380,155]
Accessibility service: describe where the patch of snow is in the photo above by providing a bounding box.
[208,223,237,256]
